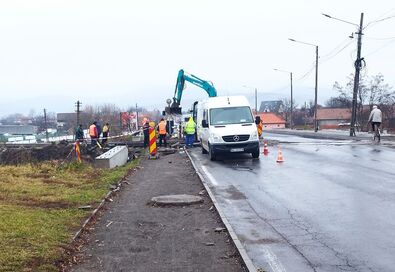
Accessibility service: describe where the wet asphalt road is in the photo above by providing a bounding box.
[189,133,395,272]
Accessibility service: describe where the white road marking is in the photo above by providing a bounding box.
[201,165,218,186]
[262,246,287,272]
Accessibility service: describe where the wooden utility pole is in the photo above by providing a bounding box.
[43,108,49,142]
[255,88,258,114]
[350,13,364,136]
[75,100,82,126]
[136,103,139,129]
[314,45,319,132]
[290,72,293,129]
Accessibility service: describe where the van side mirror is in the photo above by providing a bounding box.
[202,120,209,128]
[255,116,261,125]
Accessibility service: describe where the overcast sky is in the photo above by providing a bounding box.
[0,0,394,117]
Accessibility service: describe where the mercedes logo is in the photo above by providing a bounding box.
[233,135,240,142]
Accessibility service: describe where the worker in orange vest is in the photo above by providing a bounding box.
[89,121,98,147]
[257,119,263,138]
[157,118,167,147]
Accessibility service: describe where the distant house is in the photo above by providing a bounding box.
[0,125,38,135]
[259,100,284,113]
[257,113,286,129]
[316,108,351,129]
[57,112,90,130]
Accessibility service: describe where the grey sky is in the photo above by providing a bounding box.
[0,0,394,117]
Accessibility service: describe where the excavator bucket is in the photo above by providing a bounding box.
[165,106,182,115]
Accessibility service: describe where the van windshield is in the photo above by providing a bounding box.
[210,107,253,125]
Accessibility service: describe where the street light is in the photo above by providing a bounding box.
[289,38,319,132]
[242,85,258,114]
[273,68,293,129]
[323,12,364,137]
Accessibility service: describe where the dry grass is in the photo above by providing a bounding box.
[0,160,139,271]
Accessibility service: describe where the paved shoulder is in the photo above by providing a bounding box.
[70,151,246,272]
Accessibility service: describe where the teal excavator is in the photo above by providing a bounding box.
[166,69,217,114]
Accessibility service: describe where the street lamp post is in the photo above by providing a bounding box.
[242,85,258,114]
[289,38,319,132]
[322,13,364,137]
[274,68,293,129]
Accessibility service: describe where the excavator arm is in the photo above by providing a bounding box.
[167,69,217,114]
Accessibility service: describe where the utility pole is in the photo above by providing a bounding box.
[350,13,364,137]
[255,88,258,114]
[290,72,293,129]
[273,68,294,129]
[43,108,49,142]
[75,100,82,126]
[136,103,139,129]
[288,38,319,132]
[314,45,319,132]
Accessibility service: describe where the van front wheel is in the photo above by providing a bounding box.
[209,144,216,161]
[252,148,260,159]
[201,143,208,154]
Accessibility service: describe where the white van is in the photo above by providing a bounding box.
[195,96,260,160]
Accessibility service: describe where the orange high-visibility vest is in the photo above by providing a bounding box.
[257,120,263,137]
[158,121,166,135]
[89,124,97,137]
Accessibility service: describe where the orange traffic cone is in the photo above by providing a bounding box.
[263,141,269,155]
[276,146,284,163]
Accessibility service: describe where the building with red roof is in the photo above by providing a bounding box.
[257,112,286,129]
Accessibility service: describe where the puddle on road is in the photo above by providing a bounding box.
[225,185,247,200]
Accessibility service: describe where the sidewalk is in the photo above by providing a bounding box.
[266,128,395,142]
[69,150,246,272]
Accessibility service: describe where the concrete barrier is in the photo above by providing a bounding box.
[95,146,128,169]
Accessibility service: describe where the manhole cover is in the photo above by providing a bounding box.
[150,194,203,206]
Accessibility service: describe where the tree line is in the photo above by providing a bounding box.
[280,73,395,130]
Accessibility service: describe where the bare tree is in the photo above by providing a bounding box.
[332,73,395,130]
[281,98,297,128]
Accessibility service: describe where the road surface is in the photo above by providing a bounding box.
[189,133,395,272]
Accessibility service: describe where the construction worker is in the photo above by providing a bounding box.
[184,117,196,148]
[102,123,110,145]
[89,121,98,147]
[257,119,263,138]
[75,124,84,142]
[158,118,167,147]
[143,118,150,148]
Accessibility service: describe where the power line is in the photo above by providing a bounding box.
[296,40,354,82]
[320,38,351,58]
[297,62,316,81]
[320,40,355,64]
[364,39,395,57]
[364,9,395,29]
[364,36,395,40]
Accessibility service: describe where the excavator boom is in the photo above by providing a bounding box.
[167,69,217,114]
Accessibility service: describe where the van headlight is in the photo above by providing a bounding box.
[210,133,222,143]
[250,131,258,140]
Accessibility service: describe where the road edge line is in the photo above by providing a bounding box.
[185,149,257,272]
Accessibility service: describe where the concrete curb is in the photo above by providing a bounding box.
[266,129,395,142]
[72,171,128,241]
[185,149,257,272]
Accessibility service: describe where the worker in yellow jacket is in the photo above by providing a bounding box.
[184,117,196,148]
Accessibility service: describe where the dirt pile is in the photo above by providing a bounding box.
[0,143,74,165]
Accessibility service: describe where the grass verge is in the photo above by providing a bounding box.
[0,159,139,272]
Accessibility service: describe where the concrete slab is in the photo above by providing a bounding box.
[95,146,128,169]
[150,194,203,206]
